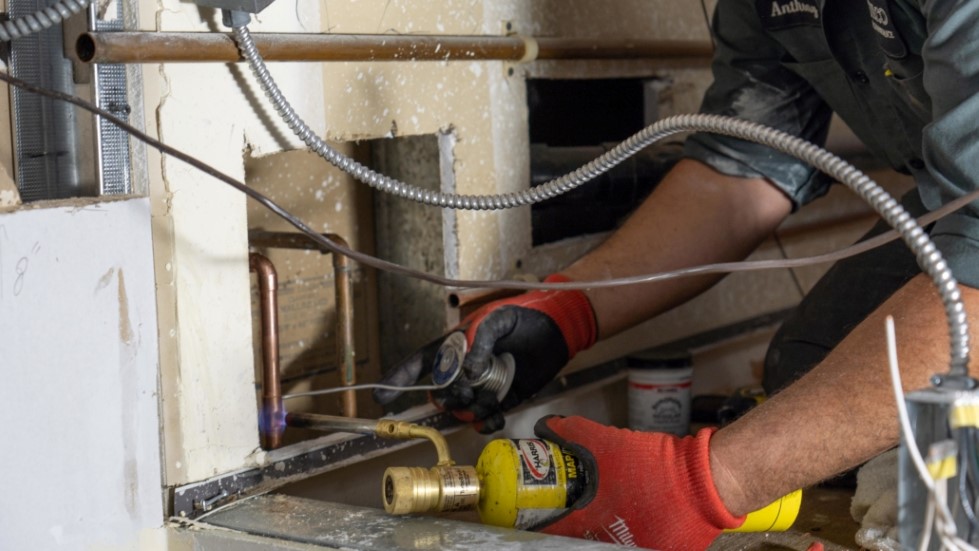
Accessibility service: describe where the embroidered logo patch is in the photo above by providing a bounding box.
[866,0,908,58]
[757,0,821,30]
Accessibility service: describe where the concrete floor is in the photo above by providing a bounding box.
[187,486,863,550]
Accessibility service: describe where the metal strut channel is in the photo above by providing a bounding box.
[88,1,132,196]
[8,0,132,201]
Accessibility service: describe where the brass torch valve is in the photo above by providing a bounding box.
[377,419,480,515]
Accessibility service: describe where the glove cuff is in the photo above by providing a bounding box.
[688,428,746,532]
[532,274,597,357]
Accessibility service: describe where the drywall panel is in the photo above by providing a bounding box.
[0,198,163,549]
[142,1,329,485]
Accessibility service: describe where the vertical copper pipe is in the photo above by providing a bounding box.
[250,253,285,450]
[248,230,359,418]
[326,234,358,418]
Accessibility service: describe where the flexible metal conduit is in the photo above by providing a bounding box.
[1,0,91,42]
[74,31,712,65]
[243,26,969,380]
[232,16,969,375]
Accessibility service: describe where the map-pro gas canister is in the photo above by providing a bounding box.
[473,437,802,533]
[475,438,586,529]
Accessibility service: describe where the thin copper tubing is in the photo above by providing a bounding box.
[75,31,712,65]
[249,252,284,450]
[249,231,358,420]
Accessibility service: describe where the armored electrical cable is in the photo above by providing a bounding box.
[0,61,971,381]
[0,0,92,42]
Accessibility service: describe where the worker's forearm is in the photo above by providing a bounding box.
[710,274,979,516]
[561,159,792,339]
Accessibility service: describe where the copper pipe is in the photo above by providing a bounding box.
[75,31,712,65]
[329,234,358,418]
[249,231,358,417]
[249,252,285,450]
[534,37,713,61]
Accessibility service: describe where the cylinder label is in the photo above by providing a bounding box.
[517,439,556,484]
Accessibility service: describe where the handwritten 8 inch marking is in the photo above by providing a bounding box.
[13,256,27,296]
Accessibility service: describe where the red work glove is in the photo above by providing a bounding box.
[534,415,744,550]
[374,275,597,433]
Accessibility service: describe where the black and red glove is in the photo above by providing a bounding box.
[373,275,597,432]
[534,415,744,550]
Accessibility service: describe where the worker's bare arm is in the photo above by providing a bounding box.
[562,158,793,338]
[710,274,979,515]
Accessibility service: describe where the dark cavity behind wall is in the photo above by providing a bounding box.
[372,135,448,407]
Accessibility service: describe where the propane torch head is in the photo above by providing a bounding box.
[382,465,479,515]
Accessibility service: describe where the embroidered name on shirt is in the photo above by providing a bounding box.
[757,0,821,30]
[771,0,819,19]
[866,0,908,58]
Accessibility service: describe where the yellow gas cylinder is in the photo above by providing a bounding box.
[727,488,803,532]
[476,438,585,529]
[475,438,802,532]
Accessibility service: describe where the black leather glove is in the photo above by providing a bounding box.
[373,275,597,432]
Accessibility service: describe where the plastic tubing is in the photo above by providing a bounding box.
[0,0,91,42]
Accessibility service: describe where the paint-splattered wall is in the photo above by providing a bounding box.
[142,0,722,485]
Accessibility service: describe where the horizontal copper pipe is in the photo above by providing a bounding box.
[75,31,712,65]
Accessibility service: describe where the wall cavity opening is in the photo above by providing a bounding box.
[527,78,683,246]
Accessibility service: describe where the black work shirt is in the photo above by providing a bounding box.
[684,0,979,287]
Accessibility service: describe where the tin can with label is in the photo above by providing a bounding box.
[627,350,693,436]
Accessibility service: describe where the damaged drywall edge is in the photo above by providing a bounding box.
[0,43,16,208]
[438,130,460,280]
[146,51,188,487]
[148,0,334,486]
